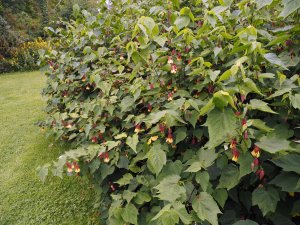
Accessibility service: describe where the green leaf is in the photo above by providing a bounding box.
[174,127,187,144]
[185,161,203,173]
[212,189,228,208]
[154,35,168,47]
[240,191,252,211]
[237,25,257,44]
[211,5,228,14]
[123,190,137,203]
[188,68,203,76]
[249,99,277,114]
[207,15,216,27]
[36,164,50,183]
[147,143,167,176]
[199,99,215,116]
[185,149,218,172]
[252,186,280,216]
[270,214,296,225]
[126,134,139,153]
[218,164,240,190]
[187,99,200,112]
[180,7,194,21]
[165,98,186,110]
[133,192,151,204]
[232,220,259,225]
[144,110,167,124]
[266,34,291,47]
[84,52,96,62]
[209,70,221,82]
[173,202,193,224]
[154,175,186,202]
[214,47,222,57]
[171,0,180,8]
[267,88,291,99]
[213,91,229,109]
[152,205,180,225]
[213,91,236,110]
[192,192,221,225]
[218,69,232,82]
[196,171,210,191]
[256,135,292,153]
[121,203,138,225]
[52,154,67,178]
[120,96,134,112]
[116,173,133,186]
[206,108,238,148]
[272,154,300,174]
[109,208,125,225]
[255,0,273,10]
[248,119,274,132]
[290,94,300,109]
[161,210,179,225]
[100,164,114,180]
[238,152,253,178]
[258,73,275,79]
[270,172,300,192]
[185,110,200,128]
[174,16,190,30]
[115,133,128,139]
[279,0,300,18]
[89,159,101,173]
[264,53,288,70]
[152,204,172,221]
[118,65,125,73]
[244,78,263,95]
[139,16,156,35]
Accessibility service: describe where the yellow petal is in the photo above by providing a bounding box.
[151,136,159,141]
[232,155,238,162]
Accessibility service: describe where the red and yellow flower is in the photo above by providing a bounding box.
[148,103,152,112]
[134,124,141,133]
[230,139,237,149]
[232,148,240,162]
[91,136,98,143]
[171,64,177,74]
[99,152,110,163]
[166,129,174,144]
[167,92,173,101]
[242,118,247,130]
[159,123,165,133]
[167,56,173,64]
[251,145,261,158]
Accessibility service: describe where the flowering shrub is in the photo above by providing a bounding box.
[39,0,300,224]
[0,38,48,73]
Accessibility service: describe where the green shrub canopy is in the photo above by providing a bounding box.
[39,0,300,224]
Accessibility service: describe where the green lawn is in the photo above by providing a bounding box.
[0,71,98,225]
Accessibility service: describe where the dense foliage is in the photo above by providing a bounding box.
[0,0,97,73]
[39,0,300,224]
